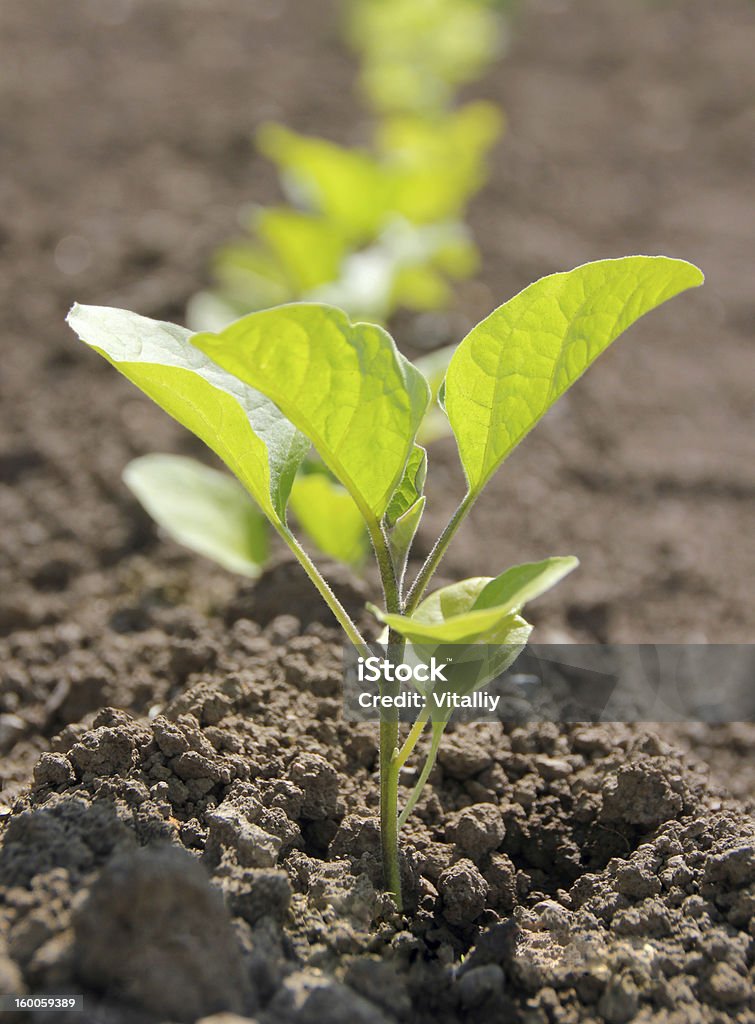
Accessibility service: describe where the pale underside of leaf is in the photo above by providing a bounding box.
[123,454,267,576]
[66,304,309,523]
[192,303,430,523]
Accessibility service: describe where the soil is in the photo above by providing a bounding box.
[1,1,754,1022]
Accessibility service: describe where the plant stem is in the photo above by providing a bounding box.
[277,525,369,656]
[398,719,446,829]
[404,491,475,613]
[394,705,430,769]
[367,518,406,909]
[379,710,402,906]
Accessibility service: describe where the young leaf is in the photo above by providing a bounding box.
[444,257,704,496]
[66,305,310,526]
[370,556,577,644]
[192,304,430,524]
[385,444,427,527]
[123,454,267,576]
[289,473,369,567]
[473,556,579,611]
[388,495,426,581]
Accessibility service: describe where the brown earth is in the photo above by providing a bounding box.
[0,0,754,1022]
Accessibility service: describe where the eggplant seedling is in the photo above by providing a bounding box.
[67,255,703,908]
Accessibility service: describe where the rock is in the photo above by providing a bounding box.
[267,970,390,1024]
[68,726,135,777]
[329,815,381,861]
[437,735,492,779]
[600,763,684,828]
[438,859,488,927]
[73,845,252,1021]
[287,754,339,821]
[445,803,505,861]
[229,869,292,925]
[597,974,639,1024]
[33,753,75,789]
[206,801,282,869]
[707,962,750,1006]
[483,853,517,912]
[457,964,504,1008]
[344,957,412,1019]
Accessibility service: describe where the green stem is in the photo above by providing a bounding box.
[277,525,369,656]
[367,517,406,909]
[405,491,475,613]
[398,718,447,829]
[395,704,430,769]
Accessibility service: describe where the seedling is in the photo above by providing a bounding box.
[68,255,703,908]
[189,103,501,331]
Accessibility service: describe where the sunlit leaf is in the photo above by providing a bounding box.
[123,454,267,576]
[258,124,389,242]
[66,305,309,525]
[389,496,426,581]
[444,257,704,496]
[193,304,429,523]
[386,445,427,527]
[370,557,577,643]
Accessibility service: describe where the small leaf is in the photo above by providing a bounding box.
[388,495,426,581]
[289,473,369,567]
[123,454,267,576]
[66,304,310,525]
[370,557,577,644]
[193,304,430,523]
[473,556,579,612]
[444,257,704,495]
[258,124,389,242]
[386,445,427,527]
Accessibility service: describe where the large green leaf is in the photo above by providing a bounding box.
[123,454,267,576]
[371,556,577,644]
[66,305,310,525]
[444,257,704,495]
[192,304,430,523]
[289,473,368,567]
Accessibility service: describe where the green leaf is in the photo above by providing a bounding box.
[473,556,579,611]
[386,445,427,526]
[444,257,704,495]
[388,495,426,581]
[66,304,310,525]
[370,556,577,644]
[289,473,368,567]
[258,124,390,243]
[123,454,268,576]
[192,304,430,523]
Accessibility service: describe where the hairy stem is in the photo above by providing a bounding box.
[405,491,474,613]
[277,525,369,656]
[367,518,406,909]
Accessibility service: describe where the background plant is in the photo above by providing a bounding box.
[68,255,703,907]
[137,0,516,574]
